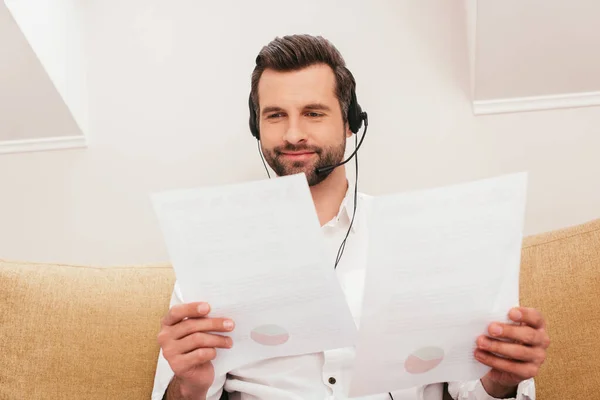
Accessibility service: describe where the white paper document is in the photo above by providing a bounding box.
[151,173,358,376]
[348,172,528,397]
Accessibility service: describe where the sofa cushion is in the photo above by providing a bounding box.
[0,260,175,400]
[520,218,600,400]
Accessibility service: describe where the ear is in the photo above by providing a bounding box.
[345,123,353,138]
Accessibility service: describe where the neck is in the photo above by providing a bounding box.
[310,166,348,226]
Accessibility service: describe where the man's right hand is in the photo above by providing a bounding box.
[157,302,235,399]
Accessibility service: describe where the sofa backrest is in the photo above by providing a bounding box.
[520,218,600,399]
[0,261,175,400]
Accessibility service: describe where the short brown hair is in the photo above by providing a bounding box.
[250,34,356,125]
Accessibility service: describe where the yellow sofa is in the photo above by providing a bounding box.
[1,219,599,400]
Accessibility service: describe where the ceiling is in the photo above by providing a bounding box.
[0,0,83,152]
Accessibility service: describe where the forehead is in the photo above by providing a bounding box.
[257,64,337,107]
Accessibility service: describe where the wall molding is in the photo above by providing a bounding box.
[473,91,600,115]
[0,135,87,155]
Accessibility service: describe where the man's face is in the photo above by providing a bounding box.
[257,63,352,186]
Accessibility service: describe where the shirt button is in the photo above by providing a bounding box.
[328,377,336,385]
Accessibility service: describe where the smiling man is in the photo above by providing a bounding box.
[152,34,549,400]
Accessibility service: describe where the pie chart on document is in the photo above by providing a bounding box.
[404,346,445,374]
[250,324,290,346]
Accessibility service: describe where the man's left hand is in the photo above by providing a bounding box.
[475,307,550,398]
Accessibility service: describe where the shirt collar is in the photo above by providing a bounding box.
[323,180,363,233]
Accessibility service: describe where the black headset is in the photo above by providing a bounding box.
[248,88,366,140]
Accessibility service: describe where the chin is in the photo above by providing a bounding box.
[278,168,316,184]
[271,160,325,185]
[283,164,314,177]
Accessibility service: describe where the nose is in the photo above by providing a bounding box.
[283,116,307,144]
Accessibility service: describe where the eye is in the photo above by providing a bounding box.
[267,113,284,119]
[306,112,323,118]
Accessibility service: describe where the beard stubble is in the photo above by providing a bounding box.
[263,136,346,186]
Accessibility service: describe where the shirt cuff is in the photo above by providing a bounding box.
[449,378,535,400]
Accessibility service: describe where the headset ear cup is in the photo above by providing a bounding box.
[354,102,363,133]
[348,90,363,134]
[248,95,259,139]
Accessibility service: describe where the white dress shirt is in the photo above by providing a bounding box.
[152,184,535,400]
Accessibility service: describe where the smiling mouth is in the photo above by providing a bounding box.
[280,152,315,160]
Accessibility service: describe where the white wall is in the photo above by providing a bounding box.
[0,0,599,266]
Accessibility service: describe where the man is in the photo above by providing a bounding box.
[152,34,550,400]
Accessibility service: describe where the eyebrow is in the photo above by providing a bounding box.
[304,103,331,112]
[261,103,332,116]
[261,106,284,116]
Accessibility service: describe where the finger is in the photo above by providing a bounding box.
[171,317,236,339]
[161,302,211,326]
[488,322,545,347]
[477,336,546,363]
[508,307,545,330]
[474,349,539,380]
[176,332,233,354]
[172,347,218,374]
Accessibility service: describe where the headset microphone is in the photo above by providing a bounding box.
[315,111,368,176]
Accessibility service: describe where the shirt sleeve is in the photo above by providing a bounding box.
[446,378,535,400]
[151,281,228,400]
